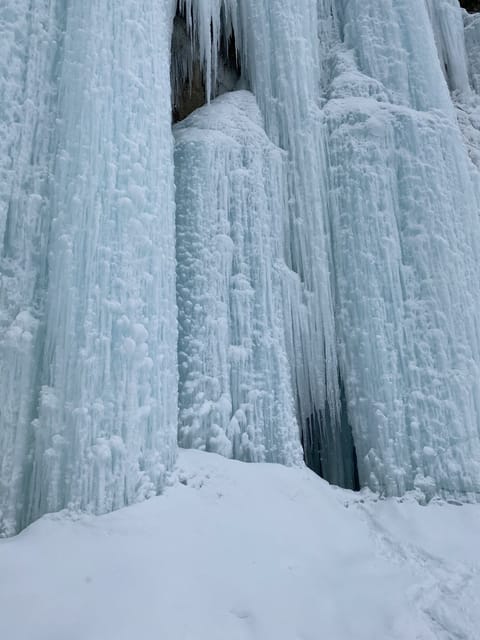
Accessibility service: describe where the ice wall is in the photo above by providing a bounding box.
[175,91,301,465]
[3,0,480,536]
[0,1,178,536]
[322,0,480,497]
[176,0,480,498]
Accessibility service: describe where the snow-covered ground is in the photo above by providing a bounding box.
[1,450,479,640]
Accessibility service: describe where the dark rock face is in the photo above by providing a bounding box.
[172,63,206,124]
[170,8,242,123]
[460,0,480,13]
[171,14,206,124]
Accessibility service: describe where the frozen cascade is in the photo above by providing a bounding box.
[176,0,360,486]
[175,91,302,465]
[326,0,480,497]
[175,0,480,497]
[0,2,178,536]
[3,0,480,535]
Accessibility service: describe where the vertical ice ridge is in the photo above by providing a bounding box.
[234,0,345,483]
[1,1,178,535]
[175,91,302,466]
[325,0,480,496]
[0,1,59,536]
[28,1,178,522]
[428,1,480,173]
[337,0,454,111]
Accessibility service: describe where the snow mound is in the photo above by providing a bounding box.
[1,450,479,640]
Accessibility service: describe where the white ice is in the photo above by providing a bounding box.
[0,2,178,536]
[175,91,301,466]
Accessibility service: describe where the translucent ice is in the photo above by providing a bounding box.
[0,2,178,535]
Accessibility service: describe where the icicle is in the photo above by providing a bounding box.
[176,0,240,102]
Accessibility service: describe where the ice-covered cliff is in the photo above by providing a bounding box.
[175,91,301,466]
[0,2,178,536]
[172,0,480,497]
[2,0,480,534]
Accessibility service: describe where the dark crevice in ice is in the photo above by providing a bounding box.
[300,376,360,491]
[171,12,206,123]
[171,4,242,123]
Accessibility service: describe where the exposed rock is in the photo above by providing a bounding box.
[460,0,480,13]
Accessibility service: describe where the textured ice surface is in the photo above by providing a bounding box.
[3,0,480,535]
[174,0,480,497]
[175,91,301,465]
[323,0,480,497]
[0,2,178,536]
[0,1,58,536]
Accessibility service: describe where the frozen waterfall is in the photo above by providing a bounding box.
[175,91,301,465]
[172,0,480,498]
[0,2,178,536]
[2,0,480,534]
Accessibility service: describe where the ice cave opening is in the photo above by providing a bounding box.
[171,3,243,123]
[300,378,361,492]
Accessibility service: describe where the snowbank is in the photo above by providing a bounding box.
[1,450,479,640]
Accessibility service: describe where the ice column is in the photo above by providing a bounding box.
[176,0,359,487]
[426,0,471,93]
[325,0,480,496]
[175,91,301,465]
[0,1,59,536]
[465,11,480,93]
[0,1,178,535]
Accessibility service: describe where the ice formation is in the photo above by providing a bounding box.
[172,0,480,498]
[0,2,178,536]
[328,1,480,497]
[175,91,301,465]
[2,0,480,534]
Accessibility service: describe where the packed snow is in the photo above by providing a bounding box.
[1,450,479,640]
